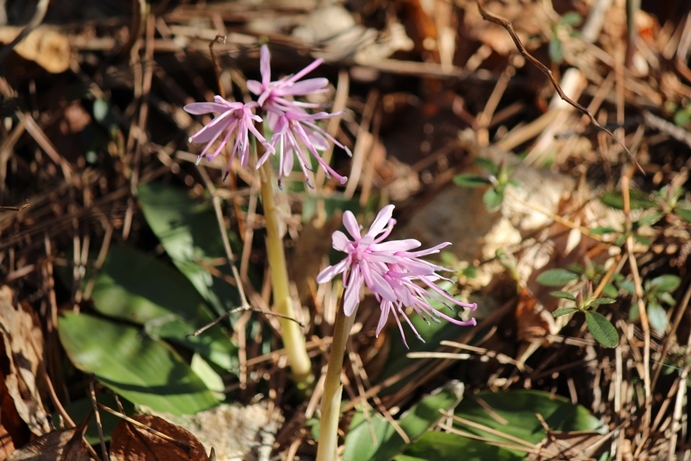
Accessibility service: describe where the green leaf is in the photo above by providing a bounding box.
[553,307,578,318]
[536,269,579,287]
[58,313,219,415]
[647,303,668,335]
[453,390,602,454]
[628,304,640,322]
[618,279,635,295]
[344,385,461,461]
[473,157,499,174]
[649,274,681,293]
[483,188,503,212]
[637,212,664,227]
[453,174,492,188]
[589,226,619,236]
[659,291,677,306]
[53,394,134,445]
[550,291,576,301]
[396,432,522,461]
[560,11,582,26]
[676,207,691,222]
[90,245,237,370]
[601,190,656,210]
[585,311,619,348]
[587,298,616,307]
[137,182,242,315]
[549,38,563,64]
[602,283,618,298]
[634,235,652,247]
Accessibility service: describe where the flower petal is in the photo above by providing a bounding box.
[316,259,349,284]
[366,205,394,238]
[342,211,361,240]
[331,230,351,251]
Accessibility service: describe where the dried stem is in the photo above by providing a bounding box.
[474,0,642,172]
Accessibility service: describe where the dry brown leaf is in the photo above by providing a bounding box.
[0,286,51,436]
[0,26,71,73]
[528,430,608,461]
[110,414,210,461]
[6,426,90,461]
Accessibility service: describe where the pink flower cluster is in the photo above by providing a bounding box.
[184,45,349,186]
[317,205,477,346]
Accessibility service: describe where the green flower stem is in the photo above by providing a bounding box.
[316,300,358,461]
[258,162,313,386]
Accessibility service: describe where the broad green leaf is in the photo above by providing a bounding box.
[649,274,681,293]
[90,245,237,370]
[453,174,492,188]
[58,313,219,415]
[536,269,579,287]
[483,188,503,212]
[344,385,461,461]
[454,390,602,454]
[473,157,499,174]
[585,312,619,348]
[553,307,578,318]
[550,291,576,301]
[137,182,241,315]
[395,431,522,461]
[588,298,616,307]
[647,303,668,335]
[52,394,134,445]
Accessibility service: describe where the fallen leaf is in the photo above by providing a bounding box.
[0,26,71,73]
[6,426,90,461]
[0,286,51,436]
[110,414,210,461]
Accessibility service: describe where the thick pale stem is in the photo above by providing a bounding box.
[259,162,313,386]
[316,300,357,461]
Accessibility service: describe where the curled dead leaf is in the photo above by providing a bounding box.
[0,26,71,73]
[0,286,51,436]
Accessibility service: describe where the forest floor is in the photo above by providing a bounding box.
[1,0,691,460]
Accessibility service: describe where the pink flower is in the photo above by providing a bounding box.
[247,45,329,113]
[184,97,274,178]
[248,45,350,187]
[316,205,477,346]
[256,110,348,188]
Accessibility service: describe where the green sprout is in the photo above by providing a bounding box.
[453,157,518,212]
[550,282,619,349]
